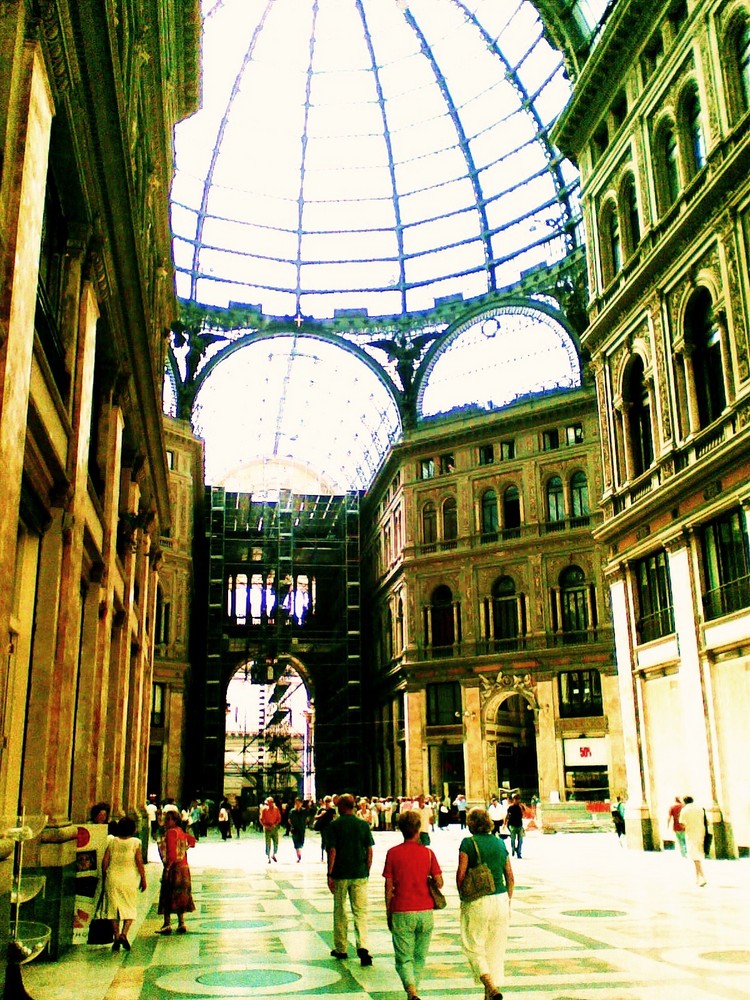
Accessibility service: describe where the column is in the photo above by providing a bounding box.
[681,347,701,434]
[404,688,426,795]
[608,564,655,849]
[462,686,485,806]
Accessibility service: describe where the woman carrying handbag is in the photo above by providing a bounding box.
[383,809,444,1000]
[456,807,514,1000]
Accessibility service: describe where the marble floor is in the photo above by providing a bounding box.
[23,825,750,1000]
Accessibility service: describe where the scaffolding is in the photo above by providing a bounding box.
[195,487,364,801]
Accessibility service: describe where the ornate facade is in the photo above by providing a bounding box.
[553,0,750,856]
[0,0,200,976]
[362,385,626,809]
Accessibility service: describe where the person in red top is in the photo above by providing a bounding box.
[260,796,282,863]
[383,810,443,1000]
[667,796,686,856]
[156,810,196,934]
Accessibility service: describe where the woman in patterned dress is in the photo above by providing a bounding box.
[156,810,196,934]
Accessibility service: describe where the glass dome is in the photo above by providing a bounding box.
[171,0,581,321]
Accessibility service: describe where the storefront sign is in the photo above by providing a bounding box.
[563,737,608,766]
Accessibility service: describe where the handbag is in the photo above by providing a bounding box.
[426,852,446,909]
[87,875,114,945]
[703,810,713,857]
[459,837,496,902]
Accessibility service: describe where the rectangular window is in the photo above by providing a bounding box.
[500,440,515,460]
[566,424,583,445]
[542,429,559,451]
[701,508,750,620]
[478,443,494,466]
[151,682,165,727]
[635,550,674,642]
[558,670,603,718]
[419,458,435,480]
[426,681,462,726]
[439,453,455,475]
[166,449,175,470]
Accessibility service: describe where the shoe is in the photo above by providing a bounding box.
[272,855,278,862]
[120,935,130,951]
[357,948,373,967]
[112,938,120,952]
[330,950,347,959]
[176,925,187,934]
[698,878,707,887]
[155,926,172,935]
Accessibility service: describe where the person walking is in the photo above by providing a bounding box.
[326,793,375,966]
[667,796,686,856]
[101,816,147,952]
[505,794,524,858]
[383,809,443,1000]
[260,796,282,863]
[313,795,336,861]
[289,798,308,862]
[456,806,514,1000]
[611,795,626,844]
[487,797,506,837]
[680,795,709,886]
[217,800,232,841]
[156,810,196,935]
[453,793,467,829]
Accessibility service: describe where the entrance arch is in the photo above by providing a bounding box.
[481,673,540,801]
[224,657,315,806]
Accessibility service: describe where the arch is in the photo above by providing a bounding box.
[442,496,458,544]
[422,501,438,549]
[546,474,565,527]
[723,9,750,123]
[623,353,654,477]
[416,300,582,418]
[570,470,590,522]
[490,574,521,650]
[598,197,621,286]
[654,116,681,214]
[557,564,591,642]
[684,286,727,428]
[427,583,457,655]
[502,484,521,538]
[481,488,499,539]
[678,81,706,178]
[618,171,641,259]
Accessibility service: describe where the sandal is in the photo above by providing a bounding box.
[176,925,187,934]
[155,926,172,935]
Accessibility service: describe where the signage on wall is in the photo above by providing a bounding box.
[563,737,608,766]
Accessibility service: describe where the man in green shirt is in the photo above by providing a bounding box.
[326,793,374,965]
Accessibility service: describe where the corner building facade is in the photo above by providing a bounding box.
[362,384,626,811]
[553,0,750,856]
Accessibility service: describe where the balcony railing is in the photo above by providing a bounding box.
[412,627,613,661]
[637,606,675,644]
[409,514,602,559]
[703,574,750,622]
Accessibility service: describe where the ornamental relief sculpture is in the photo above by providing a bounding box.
[479,671,541,728]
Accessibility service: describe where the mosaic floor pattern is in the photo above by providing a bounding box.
[24,826,750,999]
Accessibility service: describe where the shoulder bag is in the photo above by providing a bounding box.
[87,875,114,945]
[459,836,496,903]
[427,850,446,909]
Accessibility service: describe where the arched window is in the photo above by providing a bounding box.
[427,584,458,657]
[481,488,498,541]
[491,575,522,650]
[570,472,590,525]
[422,502,437,551]
[657,121,681,212]
[681,86,705,177]
[546,476,565,530]
[502,484,521,539]
[685,288,726,428]
[442,496,457,548]
[625,355,654,477]
[557,565,593,644]
[599,200,621,285]
[620,173,641,257]
[727,15,750,121]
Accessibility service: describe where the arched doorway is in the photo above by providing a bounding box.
[494,693,539,800]
[224,659,314,807]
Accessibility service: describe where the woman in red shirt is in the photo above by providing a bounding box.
[156,810,196,934]
[383,810,443,1000]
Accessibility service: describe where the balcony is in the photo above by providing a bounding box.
[637,606,675,643]
[409,514,602,559]
[412,627,614,662]
[703,574,750,622]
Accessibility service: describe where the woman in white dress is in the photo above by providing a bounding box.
[102,816,147,951]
